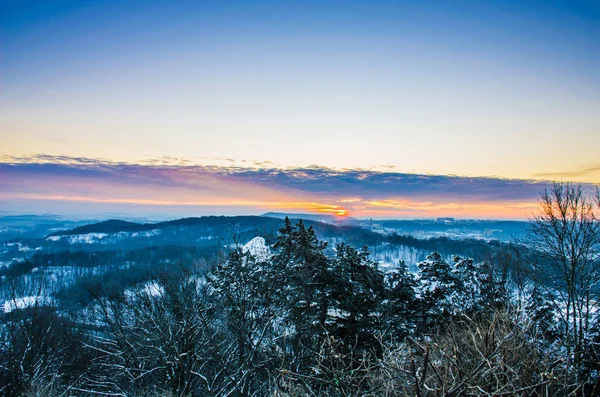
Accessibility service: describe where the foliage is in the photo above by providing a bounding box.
[2,208,600,396]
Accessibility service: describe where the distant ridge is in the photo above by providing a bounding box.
[49,219,145,236]
[44,215,527,244]
[1,214,64,221]
[47,215,354,237]
[48,216,258,237]
[261,212,358,224]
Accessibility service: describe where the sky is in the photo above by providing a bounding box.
[1,0,599,219]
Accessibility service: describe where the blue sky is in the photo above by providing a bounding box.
[1,1,599,218]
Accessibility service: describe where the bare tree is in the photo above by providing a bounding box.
[526,182,600,388]
[0,300,87,396]
[77,264,227,396]
[370,310,556,397]
[274,332,381,397]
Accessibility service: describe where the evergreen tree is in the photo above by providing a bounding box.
[329,244,385,353]
[273,217,295,260]
[452,255,476,312]
[271,218,330,373]
[477,260,507,311]
[416,252,459,329]
[382,260,417,340]
[453,257,506,315]
[207,246,277,387]
[526,285,558,341]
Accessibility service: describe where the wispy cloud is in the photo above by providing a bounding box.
[0,154,571,219]
[532,164,600,180]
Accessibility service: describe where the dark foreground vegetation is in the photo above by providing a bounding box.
[1,182,599,396]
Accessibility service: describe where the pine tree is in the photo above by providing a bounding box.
[270,216,296,306]
[329,244,385,352]
[416,252,459,329]
[207,246,276,378]
[452,257,506,315]
[527,285,558,341]
[271,218,330,373]
[477,260,507,311]
[383,260,417,340]
[452,255,476,312]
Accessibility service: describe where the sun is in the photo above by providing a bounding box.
[315,207,348,217]
[334,209,349,217]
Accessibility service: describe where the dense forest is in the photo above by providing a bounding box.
[1,183,599,396]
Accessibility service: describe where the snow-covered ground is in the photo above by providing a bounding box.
[243,237,271,261]
[115,229,162,239]
[125,281,165,299]
[45,229,162,244]
[370,243,434,273]
[5,242,36,252]
[4,295,56,313]
[47,233,108,244]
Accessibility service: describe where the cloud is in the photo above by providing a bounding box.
[532,165,600,180]
[0,154,580,219]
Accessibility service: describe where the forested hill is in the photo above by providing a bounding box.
[37,215,513,266]
[48,215,353,236]
[46,215,504,251]
[0,215,521,310]
[45,216,381,246]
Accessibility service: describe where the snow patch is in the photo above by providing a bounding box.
[47,229,161,244]
[5,242,32,252]
[125,281,165,299]
[115,229,162,239]
[4,296,55,313]
[243,237,271,261]
[47,233,108,244]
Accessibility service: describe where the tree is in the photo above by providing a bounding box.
[371,310,556,397]
[383,260,418,340]
[416,252,460,329]
[453,256,506,314]
[452,256,478,312]
[526,182,600,388]
[329,243,385,353]
[207,246,279,394]
[0,307,88,396]
[526,284,558,341]
[81,266,224,396]
[269,218,333,375]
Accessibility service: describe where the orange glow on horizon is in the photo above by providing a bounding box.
[353,200,538,220]
[268,201,349,217]
[0,192,537,219]
[0,193,351,216]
